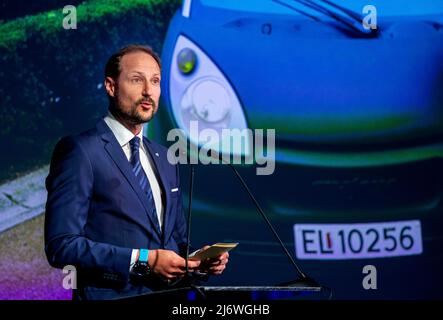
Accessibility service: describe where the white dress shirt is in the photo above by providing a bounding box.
[104,112,164,269]
[104,112,164,228]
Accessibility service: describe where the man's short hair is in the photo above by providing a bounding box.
[104,44,161,80]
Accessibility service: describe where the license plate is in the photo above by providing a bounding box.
[294,220,423,260]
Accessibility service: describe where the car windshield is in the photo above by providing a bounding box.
[200,0,443,17]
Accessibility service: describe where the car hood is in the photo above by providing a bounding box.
[179,16,443,147]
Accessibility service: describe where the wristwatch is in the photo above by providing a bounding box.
[132,249,151,277]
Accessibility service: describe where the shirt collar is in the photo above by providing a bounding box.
[103,111,144,148]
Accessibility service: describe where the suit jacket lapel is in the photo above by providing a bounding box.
[143,136,175,241]
[97,120,162,238]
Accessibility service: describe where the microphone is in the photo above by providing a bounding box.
[225,162,320,288]
[166,151,207,296]
[203,146,320,288]
[184,162,195,277]
[174,146,320,290]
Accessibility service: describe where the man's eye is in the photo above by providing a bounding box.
[151,78,160,85]
[131,78,143,83]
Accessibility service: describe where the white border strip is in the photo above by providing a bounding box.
[182,0,192,18]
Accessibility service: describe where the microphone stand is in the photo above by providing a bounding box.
[227,163,320,288]
[169,163,207,299]
[171,150,319,297]
[184,163,194,277]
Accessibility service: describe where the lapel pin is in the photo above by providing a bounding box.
[155,152,159,157]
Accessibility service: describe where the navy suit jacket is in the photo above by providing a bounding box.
[45,119,188,300]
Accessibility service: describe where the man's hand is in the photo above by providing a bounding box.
[198,245,229,275]
[149,249,200,279]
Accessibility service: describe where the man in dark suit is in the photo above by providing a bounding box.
[44,44,229,300]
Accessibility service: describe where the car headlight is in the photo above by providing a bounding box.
[169,35,249,157]
[181,77,230,123]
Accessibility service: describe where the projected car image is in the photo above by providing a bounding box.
[157,0,443,299]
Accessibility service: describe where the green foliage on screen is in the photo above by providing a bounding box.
[0,0,180,183]
[0,0,178,50]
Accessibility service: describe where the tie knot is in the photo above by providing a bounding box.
[129,136,141,153]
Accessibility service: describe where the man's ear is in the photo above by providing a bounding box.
[104,77,116,98]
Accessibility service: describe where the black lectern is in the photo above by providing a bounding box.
[118,285,326,301]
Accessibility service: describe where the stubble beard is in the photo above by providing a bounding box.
[111,96,157,126]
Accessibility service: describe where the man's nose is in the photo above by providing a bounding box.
[142,81,152,96]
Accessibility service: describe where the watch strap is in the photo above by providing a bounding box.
[139,249,149,263]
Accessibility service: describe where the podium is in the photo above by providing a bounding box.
[119,285,326,301]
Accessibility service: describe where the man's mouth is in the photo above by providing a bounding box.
[139,100,154,109]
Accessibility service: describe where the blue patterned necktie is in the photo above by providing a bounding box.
[129,136,160,232]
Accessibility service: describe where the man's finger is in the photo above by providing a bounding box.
[218,252,229,260]
[187,260,201,269]
[208,257,229,266]
[209,265,226,274]
[170,268,185,276]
